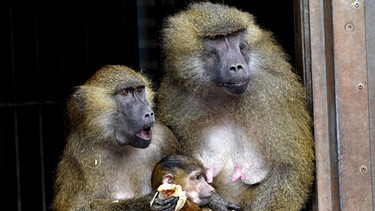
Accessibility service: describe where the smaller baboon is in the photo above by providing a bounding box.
[151,154,243,211]
[52,65,180,211]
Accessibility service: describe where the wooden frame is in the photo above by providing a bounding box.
[295,0,374,209]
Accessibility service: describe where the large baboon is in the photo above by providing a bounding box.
[157,2,315,211]
[52,65,180,210]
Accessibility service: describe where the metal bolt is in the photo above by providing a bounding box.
[357,83,364,90]
[360,166,367,173]
[345,23,354,32]
[352,1,360,8]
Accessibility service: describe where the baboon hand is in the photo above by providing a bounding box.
[226,202,243,211]
[150,195,179,211]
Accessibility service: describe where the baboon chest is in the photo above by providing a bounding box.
[196,122,270,186]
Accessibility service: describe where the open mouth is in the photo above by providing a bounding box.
[136,127,152,140]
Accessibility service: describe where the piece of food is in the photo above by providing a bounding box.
[150,184,187,211]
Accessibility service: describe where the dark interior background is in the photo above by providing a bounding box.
[0,0,297,210]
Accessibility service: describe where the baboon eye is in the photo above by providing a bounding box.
[196,174,203,180]
[230,30,244,37]
[136,86,144,93]
[120,89,129,96]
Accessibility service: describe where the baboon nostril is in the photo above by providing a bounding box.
[145,111,154,118]
[230,64,244,71]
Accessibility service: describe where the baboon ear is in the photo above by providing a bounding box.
[71,87,87,111]
[162,173,174,184]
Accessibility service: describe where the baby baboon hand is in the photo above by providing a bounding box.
[150,193,179,211]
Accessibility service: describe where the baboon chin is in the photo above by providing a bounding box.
[157,2,314,211]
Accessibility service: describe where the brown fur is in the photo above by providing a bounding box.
[157,2,314,211]
[52,65,180,210]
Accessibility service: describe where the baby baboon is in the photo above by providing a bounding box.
[151,154,242,211]
[157,2,314,211]
[52,65,180,211]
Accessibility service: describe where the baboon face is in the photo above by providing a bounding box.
[70,65,157,149]
[201,30,250,95]
[114,85,155,148]
[152,155,215,207]
[183,169,214,206]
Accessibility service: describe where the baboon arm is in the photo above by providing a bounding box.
[90,192,178,211]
